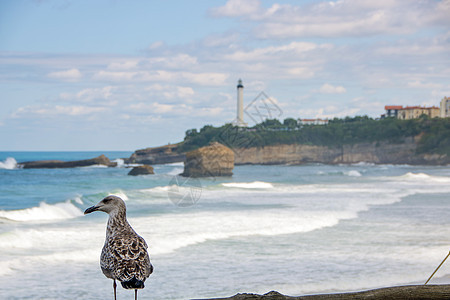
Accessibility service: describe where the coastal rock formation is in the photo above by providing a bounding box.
[126,143,185,165]
[20,155,117,169]
[233,137,450,165]
[128,165,154,176]
[205,285,450,299]
[127,136,449,167]
[182,142,234,177]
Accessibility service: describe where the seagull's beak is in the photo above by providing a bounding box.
[84,205,100,215]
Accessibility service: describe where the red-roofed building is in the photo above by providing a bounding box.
[384,105,440,119]
[384,105,403,118]
[398,106,440,120]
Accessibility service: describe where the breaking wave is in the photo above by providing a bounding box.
[167,167,184,176]
[400,172,450,183]
[0,157,17,170]
[221,181,274,189]
[0,201,83,222]
[345,170,362,177]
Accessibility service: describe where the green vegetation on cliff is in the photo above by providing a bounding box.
[178,116,450,156]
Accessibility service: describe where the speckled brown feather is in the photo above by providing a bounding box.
[97,197,153,288]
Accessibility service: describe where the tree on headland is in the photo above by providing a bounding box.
[177,116,450,156]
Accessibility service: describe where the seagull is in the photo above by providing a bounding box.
[84,195,153,300]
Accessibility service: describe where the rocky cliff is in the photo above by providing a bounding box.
[126,143,185,164]
[233,137,449,165]
[182,142,234,177]
[127,137,449,167]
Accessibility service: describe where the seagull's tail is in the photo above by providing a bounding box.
[121,277,145,289]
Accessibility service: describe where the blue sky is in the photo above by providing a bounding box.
[1,0,449,151]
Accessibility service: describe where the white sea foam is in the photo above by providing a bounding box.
[222,181,274,189]
[399,172,450,183]
[351,162,375,166]
[113,158,125,167]
[345,170,362,177]
[0,201,83,222]
[0,157,17,170]
[81,164,108,168]
[164,162,184,166]
[109,190,129,201]
[167,167,184,176]
[73,195,84,205]
[403,172,431,179]
[136,208,354,255]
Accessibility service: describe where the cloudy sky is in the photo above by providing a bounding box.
[1,0,449,151]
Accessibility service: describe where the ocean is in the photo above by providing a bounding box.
[1,152,450,299]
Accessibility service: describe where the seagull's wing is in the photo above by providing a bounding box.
[104,233,152,282]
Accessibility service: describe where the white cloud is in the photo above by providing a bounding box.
[299,106,360,119]
[12,105,106,118]
[202,32,240,48]
[47,68,82,81]
[143,84,196,100]
[93,70,138,81]
[318,84,347,94]
[75,86,115,102]
[151,102,177,114]
[163,86,195,99]
[58,86,118,108]
[129,102,186,115]
[431,86,450,99]
[224,42,327,61]
[107,60,139,70]
[196,107,224,116]
[148,41,164,50]
[408,81,442,89]
[376,43,448,56]
[210,0,261,17]
[93,69,227,86]
[211,0,450,39]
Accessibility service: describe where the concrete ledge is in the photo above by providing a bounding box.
[202,285,450,300]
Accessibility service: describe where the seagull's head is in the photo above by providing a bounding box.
[84,195,126,215]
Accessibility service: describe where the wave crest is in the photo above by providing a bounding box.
[221,181,274,189]
[0,157,17,170]
[0,201,83,222]
[400,172,450,183]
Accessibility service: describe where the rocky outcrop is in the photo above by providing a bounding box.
[182,142,234,177]
[128,165,154,176]
[233,138,450,165]
[204,285,450,299]
[126,143,185,165]
[20,155,117,169]
[127,136,449,167]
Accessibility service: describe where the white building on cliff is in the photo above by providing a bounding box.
[441,96,450,118]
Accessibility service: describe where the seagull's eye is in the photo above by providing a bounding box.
[103,198,111,203]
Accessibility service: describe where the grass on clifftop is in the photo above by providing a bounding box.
[177,116,450,156]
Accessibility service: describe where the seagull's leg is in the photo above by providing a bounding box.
[113,279,117,300]
[135,289,138,300]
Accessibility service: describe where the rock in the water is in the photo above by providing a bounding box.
[20,155,117,169]
[126,143,185,165]
[181,142,234,178]
[128,165,155,176]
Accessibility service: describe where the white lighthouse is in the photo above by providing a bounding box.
[233,79,247,127]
